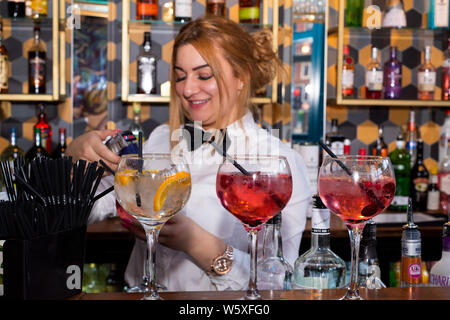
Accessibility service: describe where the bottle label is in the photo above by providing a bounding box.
[418,71,436,91]
[391,195,409,206]
[402,240,421,256]
[239,7,260,20]
[427,190,440,210]
[439,172,450,194]
[331,141,344,156]
[430,273,450,286]
[407,262,422,279]
[342,69,354,89]
[413,177,429,192]
[434,0,449,27]
[137,2,158,17]
[138,58,157,94]
[311,208,330,232]
[175,0,192,18]
[0,55,8,89]
[366,70,383,90]
[29,56,45,86]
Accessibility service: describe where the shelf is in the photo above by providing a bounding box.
[124,94,273,105]
[328,26,450,35]
[0,94,59,102]
[331,98,450,107]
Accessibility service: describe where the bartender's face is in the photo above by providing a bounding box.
[174,44,243,130]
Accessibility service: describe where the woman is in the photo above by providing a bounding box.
[67,17,311,291]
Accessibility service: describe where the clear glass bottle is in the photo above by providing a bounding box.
[25,127,49,163]
[0,20,9,93]
[388,134,411,211]
[342,45,355,98]
[137,32,157,95]
[370,124,388,156]
[417,46,436,100]
[257,213,293,290]
[129,102,145,143]
[443,39,450,101]
[358,220,386,289]
[427,168,440,211]
[382,0,406,28]
[1,127,25,165]
[31,0,47,18]
[406,109,418,167]
[438,141,450,213]
[383,46,402,99]
[428,0,449,29]
[174,0,192,22]
[429,222,450,286]
[28,23,46,94]
[365,46,382,99]
[293,195,346,289]
[51,127,67,159]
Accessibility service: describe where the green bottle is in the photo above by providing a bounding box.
[346,0,364,27]
[389,134,411,211]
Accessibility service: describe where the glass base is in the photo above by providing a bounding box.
[127,279,167,293]
[142,292,162,300]
[339,290,363,300]
[243,290,262,300]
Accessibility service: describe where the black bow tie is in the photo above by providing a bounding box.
[183,124,230,153]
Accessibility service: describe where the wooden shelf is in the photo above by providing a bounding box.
[125,94,273,105]
[331,98,450,107]
[0,94,59,102]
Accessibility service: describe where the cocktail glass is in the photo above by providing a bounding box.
[114,153,191,300]
[216,155,293,300]
[318,155,395,300]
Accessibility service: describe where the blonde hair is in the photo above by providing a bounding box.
[169,16,281,148]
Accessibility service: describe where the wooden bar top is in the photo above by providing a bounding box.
[71,287,450,300]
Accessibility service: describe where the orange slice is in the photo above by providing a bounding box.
[153,171,191,211]
[116,169,159,186]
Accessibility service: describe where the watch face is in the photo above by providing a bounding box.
[213,257,231,275]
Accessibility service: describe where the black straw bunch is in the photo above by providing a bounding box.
[0,157,106,240]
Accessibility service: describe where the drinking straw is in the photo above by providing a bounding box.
[208,135,250,176]
[136,132,143,207]
[14,174,46,206]
[99,159,116,175]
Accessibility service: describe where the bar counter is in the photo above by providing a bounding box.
[70,287,450,300]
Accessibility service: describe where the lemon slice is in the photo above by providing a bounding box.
[154,171,191,211]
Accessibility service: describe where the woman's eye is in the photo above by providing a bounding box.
[175,75,186,82]
[199,74,213,81]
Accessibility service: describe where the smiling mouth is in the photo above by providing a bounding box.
[189,99,210,108]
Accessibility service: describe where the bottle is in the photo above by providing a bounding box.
[161,1,174,21]
[411,139,429,212]
[34,103,52,154]
[25,127,49,162]
[428,0,449,29]
[129,102,145,143]
[358,220,386,289]
[25,0,32,17]
[8,0,26,17]
[239,0,260,24]
[429,222,450,286]
[28,24,46,94]
[51,128,67,159]
[206,0,226,17]
[342,45,355,98]
[406,109,417,167]
[400,198,422,287]
[370,125,388,156]
[383,46,402,99]
[326,118,345,156]
[345,0,363,27]
[343,139,351,155]
[427,168,440,211]
[1,127,25,169]
[417,46,436,100]
[438,148,450,213]
[443,39,450,101]
[0,21,8,94]
[137,32,157,95]
[365,46,383,99]
[30,0,47,18]
[105,264,124,292]
[388,134,411,211]
[257,213,293,290]
[136,0,158,20]
[174,0,191,22]
[382,0,406,28]
[293,195,346,289]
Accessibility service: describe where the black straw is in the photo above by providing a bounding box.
[209,139,250,176]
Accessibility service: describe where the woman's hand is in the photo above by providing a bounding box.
[66,129,121,172]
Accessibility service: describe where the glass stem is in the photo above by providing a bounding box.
[345,223,365,300]
[246,228,261,300]
[144,226,160,300]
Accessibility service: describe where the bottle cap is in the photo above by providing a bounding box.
[363,219,377,239]
[312,194,327,209]
[402,198,421,241]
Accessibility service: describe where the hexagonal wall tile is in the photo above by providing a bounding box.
[357,119,378,145]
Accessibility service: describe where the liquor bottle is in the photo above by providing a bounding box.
[342,45,355,98]
[388,134,411,211]
[382,0,406,28]
[293,195,346,289]
[174,0,192,22]
[383,46,402,99]
[358,220,386,289]
[137,32,157,95]
[206,0,226,17]
[326,118,345,156]
[443,39,450,101]
[1,127,25,166]
[25,0,32,17]
[257,213,293,290]
[343,139,351,155]
[129,102,145,143]
[34,103,52,154]
[136,0,158,20]
[370,125,388,156]
[239,0,260,24]
[427,168,440,211]
[400,198,423,287]
[25,127,49,162]
[28,24,46,94]
[429,222,450,286]
[365,46,383,99]
[30,0,47,18]
[0,21,8,93]
[428,0,449,29]
[411,139,429,212]
[406,109,417,167]
[417,46,436,100]
[439,110,450,164]
[345,0,363,27]
[162,1,174,21]
[8,0,25,17]
[438,147,450,213]
[51,128,67,159]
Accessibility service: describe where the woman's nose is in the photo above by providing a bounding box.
[183,76,199,98]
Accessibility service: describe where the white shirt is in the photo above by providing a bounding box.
[90,112,311,291]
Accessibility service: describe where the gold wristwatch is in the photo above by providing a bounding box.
[209,245,234,276]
